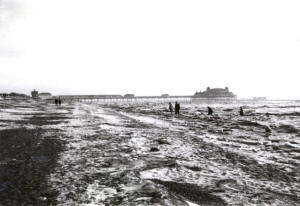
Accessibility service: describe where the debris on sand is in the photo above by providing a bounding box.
[150,147,160,152]
[150,179,227,206]
[1,100,300,205]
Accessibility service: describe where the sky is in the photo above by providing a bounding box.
[0,0,300,99]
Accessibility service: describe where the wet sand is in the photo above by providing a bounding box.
[0,100,299,205]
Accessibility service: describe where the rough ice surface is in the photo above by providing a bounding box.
[1,99,300,205]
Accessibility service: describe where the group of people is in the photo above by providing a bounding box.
[168,102,180,115]
[168,103,245,116]
[55,99,62,105]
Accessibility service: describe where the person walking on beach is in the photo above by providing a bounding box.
[55,99,58,105]
[208,107,213,115]
[175,102,180,116]
[169,102,173,114]
[58,99,62,105]
[239,107,244,116]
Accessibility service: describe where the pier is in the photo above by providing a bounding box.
[46,95,192,104]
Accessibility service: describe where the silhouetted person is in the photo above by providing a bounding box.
[169,102,173,114]
[240,107,244,116]
[55,99,58,105]
[58,99,62,105]
[208,107,213,115]
[175,102,180,115]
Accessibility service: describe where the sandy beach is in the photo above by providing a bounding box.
[0,99,299,205]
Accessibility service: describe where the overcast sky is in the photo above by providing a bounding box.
[0,0,300,99]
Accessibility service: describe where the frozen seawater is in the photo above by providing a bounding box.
[1,100,299,205]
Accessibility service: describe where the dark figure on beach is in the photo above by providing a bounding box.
[55,99,58,105]
[175,102,180,115]
[208,107,213,115]
[169,102,173,114]
[240,107,244,116]
[58,99,62,105]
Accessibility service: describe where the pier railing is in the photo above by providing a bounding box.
[45,95,192,103]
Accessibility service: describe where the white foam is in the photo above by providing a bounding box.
[96,109,122,125]
[84,181,117,204]
[186,200,200,206]
[120,112,171,128]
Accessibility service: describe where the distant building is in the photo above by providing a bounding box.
[39,92,52,99]
[31,90,39,99]
[161,94,169,97]
[3,92,30,99]
[124,94,135,98]
[9,92,26,97]
[194,87,237,99]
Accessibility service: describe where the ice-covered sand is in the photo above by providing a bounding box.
[0,99,299,205]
